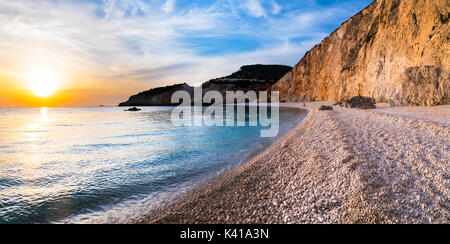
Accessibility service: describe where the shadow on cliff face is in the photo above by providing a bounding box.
[401,66,449,106]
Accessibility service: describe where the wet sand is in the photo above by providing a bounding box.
[139,102,449,224]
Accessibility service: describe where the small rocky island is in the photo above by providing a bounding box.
[124,107,141,111]
[118,64,292,106]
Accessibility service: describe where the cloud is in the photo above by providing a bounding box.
[0,0,374,102]
[162,0,176,13]
[111,63,195,81]
[243,0,266,18]
[271,0,282,15]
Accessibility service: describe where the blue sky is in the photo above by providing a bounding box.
[89,0,373,58]
[0,0,373,103]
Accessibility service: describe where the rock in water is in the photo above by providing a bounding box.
[272,0,449,106]
[125,107,141,111]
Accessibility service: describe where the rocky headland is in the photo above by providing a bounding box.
[119,64,292,106]
[119,83,194,107]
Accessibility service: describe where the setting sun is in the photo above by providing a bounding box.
[24,68,61,97]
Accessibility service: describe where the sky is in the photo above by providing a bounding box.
[0,0,373,107]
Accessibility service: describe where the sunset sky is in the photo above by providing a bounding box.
[0,0,372,107]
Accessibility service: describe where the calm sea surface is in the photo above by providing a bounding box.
[0,106,305,223]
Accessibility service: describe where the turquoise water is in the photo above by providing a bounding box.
[0,106,305,223]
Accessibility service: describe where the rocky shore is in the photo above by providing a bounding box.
[139,102,449,224]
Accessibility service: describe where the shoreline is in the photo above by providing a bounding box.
[138,102,449,224]
[134,104,310,224]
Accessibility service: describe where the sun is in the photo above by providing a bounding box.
[24,68,61,97]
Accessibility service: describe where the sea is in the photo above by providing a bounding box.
[0,106,305,223]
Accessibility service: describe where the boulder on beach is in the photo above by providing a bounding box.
[318,105,333,111]
[334,101,345,107]
[347,96,376,109]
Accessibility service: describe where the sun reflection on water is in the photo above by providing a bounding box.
[0,106,305,224]
[41,107,50,123]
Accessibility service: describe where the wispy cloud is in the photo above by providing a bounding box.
[0,0,373,105]
[243,0,267,18]
[162,0,176,13]
[271,0,282,15]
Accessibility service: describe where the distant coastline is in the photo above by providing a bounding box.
[118,65,292,107]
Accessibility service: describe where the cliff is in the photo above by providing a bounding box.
[201,65,292,102]
[272,0,449,106]
[226,64,293,82]
[119,83,194,106]
[119,65,292,106]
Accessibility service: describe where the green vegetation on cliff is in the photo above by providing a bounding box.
[226,64,292,83]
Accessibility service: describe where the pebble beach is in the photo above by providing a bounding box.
[140,102,450,224]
